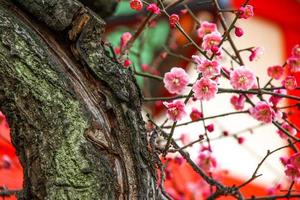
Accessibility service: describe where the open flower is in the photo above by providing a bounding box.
[130,0,143,11]
[285,164,300,181]
[282,76,297,90]
[202,32,222,52]
[291,44,300,57]
[249,101,275,123]
[230,66,256,90]
[196,60,221,78]
[237,5,254,19]
[163,67,189,94]
[163,100,186,122]
[287,56,300,73]
[197,21,217,38]
[192,78,218,101]
[267,65,284,80]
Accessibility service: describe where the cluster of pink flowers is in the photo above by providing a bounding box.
[281,153,300,182]
[163,67,189,94]
[249,101,275,123]
[163,100,186,122]
[230,66,256,90]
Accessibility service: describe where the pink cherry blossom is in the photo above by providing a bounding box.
[230,66,256,90]
[287,56,300,73]
[282,76,297,90]
[163,67,189,94]
[234,26,244,37]
[120,32,132,49]
[290,153,300,168]
[269,89,286,106]
[190,107,203,121]
[249,47,264,62]
[249,101,275,123]
[163,100,186,122]
[192,78,218,101]
[197,21,217,38]
[130,0,143,11]
[230,95,246,110]
[285,164,300,181]
[147,3,160,15]
[169,14,179,28]
[267,65,284,80]
[202,32,222,52]
[291,44,300,57]
[238,5,254,19]
[276,122,297,139]
[196,60,221,78]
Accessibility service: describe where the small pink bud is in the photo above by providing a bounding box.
[234,26,244,37]
[147,3,160,15]
[169,14,179,28]
[123,59,132,68]
[206,124,214,132]
[190,108,203,121]
[223,131,229,136]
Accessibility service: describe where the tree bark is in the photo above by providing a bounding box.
[0,0,160,199]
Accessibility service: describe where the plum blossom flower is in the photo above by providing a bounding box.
[192,78,218,101]
[234,26,244,37]
[147,3,160,15]
[120,32,132,49]
[190,108,203,121]
[287,56,300,73]
[267,65,284,80]
[163,67,189,94]
[163,100,186,122]
[230,95,246,110]
[230,66,256,90]
[285,164,300,181]
[202,32,222,52]
[249,47,264,61]
[196,60,221,78]
[276,122,297,139]
[197,21,217,38]
[269,89,286,106]
[197,152,217,172]
[238,5,254,19]
[282,76,297,90]
[249,101,275,123]
[169,14,179,28]
[130,0,143,11]
[291,44,300,57]
[290,153,300,168]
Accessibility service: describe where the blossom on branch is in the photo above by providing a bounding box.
[197,21,217,38]
[249,101,275,123]
[130,0,143,11]
[230,66,256,90]
[192,78,218,101]
[163,67,189,94]
[163,100,186,122]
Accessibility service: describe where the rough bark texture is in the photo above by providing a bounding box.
[0,0,159,199]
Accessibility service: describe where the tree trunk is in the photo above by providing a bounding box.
[0,0,160,199]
